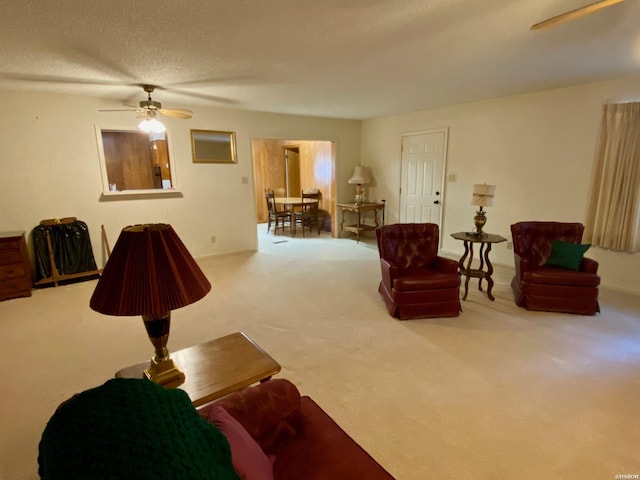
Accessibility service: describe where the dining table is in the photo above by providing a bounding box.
[273,197,319,236]
[273,197,318,209]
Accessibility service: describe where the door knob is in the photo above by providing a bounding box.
[434,200,440,205]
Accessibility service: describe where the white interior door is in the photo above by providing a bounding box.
[400,129,447,225]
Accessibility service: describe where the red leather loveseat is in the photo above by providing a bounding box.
[510,221,600,315]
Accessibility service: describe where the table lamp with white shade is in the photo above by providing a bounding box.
[348,166,371,205]
[470,184,496,236]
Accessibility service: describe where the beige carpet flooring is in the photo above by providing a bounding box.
[1,224,639,479]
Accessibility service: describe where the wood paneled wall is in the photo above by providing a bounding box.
[253,138,287,220]
[101,131,172,190]
[298,141,335,232]
[252,139,335,233]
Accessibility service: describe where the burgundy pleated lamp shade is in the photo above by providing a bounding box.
[90,224,211,316]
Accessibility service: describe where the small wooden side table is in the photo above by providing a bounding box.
[451,232,507,301]
[337,201,385,243]
[115,331,281,407]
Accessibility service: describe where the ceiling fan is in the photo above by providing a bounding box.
[100,84,193,120]
[531,0,626,30]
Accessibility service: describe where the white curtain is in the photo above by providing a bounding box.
[584,102,640,253]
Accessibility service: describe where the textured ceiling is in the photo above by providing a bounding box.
[1,0,638,119]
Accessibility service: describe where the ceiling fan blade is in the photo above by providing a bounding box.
[98,85,193,120]
[0,72,131,87]
[531,0,626,30]
[158,108,193,120]
[98,108,140,113]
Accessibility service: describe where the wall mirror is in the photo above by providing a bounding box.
[191,129,237,164]
[95,126,179,195]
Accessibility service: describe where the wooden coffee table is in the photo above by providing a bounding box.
[115,331,281,407]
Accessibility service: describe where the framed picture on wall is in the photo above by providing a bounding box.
[190,129,237,164]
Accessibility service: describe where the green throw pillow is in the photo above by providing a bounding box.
[545,240,590,271]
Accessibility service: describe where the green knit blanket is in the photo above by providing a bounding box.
[38,378,240,480]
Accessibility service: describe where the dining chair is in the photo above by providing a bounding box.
[265,189,291,235]
[292,191,321,237]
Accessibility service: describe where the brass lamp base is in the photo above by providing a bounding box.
[473,207,487,236]
[354,184,364,205]
[142,313,185,387]
[144,356,185,387]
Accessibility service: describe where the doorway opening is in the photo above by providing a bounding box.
[283,146,300,197]
[252,138,336,236]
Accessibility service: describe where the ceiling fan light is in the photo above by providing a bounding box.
[138,118,166,133]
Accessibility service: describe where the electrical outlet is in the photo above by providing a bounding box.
[211,235,216,243]
[506,241,513,250]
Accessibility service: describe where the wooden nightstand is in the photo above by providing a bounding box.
[0,231,32,301]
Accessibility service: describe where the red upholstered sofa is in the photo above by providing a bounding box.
[199,378,395,480]
[510,221,600,315]
[39,377,393,480]
[376,223,461,319]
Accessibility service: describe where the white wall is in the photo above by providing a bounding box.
[362,75,640,294]
[0,90,361,267]
[3,80,638,294]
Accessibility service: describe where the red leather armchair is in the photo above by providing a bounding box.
[510,221,600,315]
[376,223,461,320]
